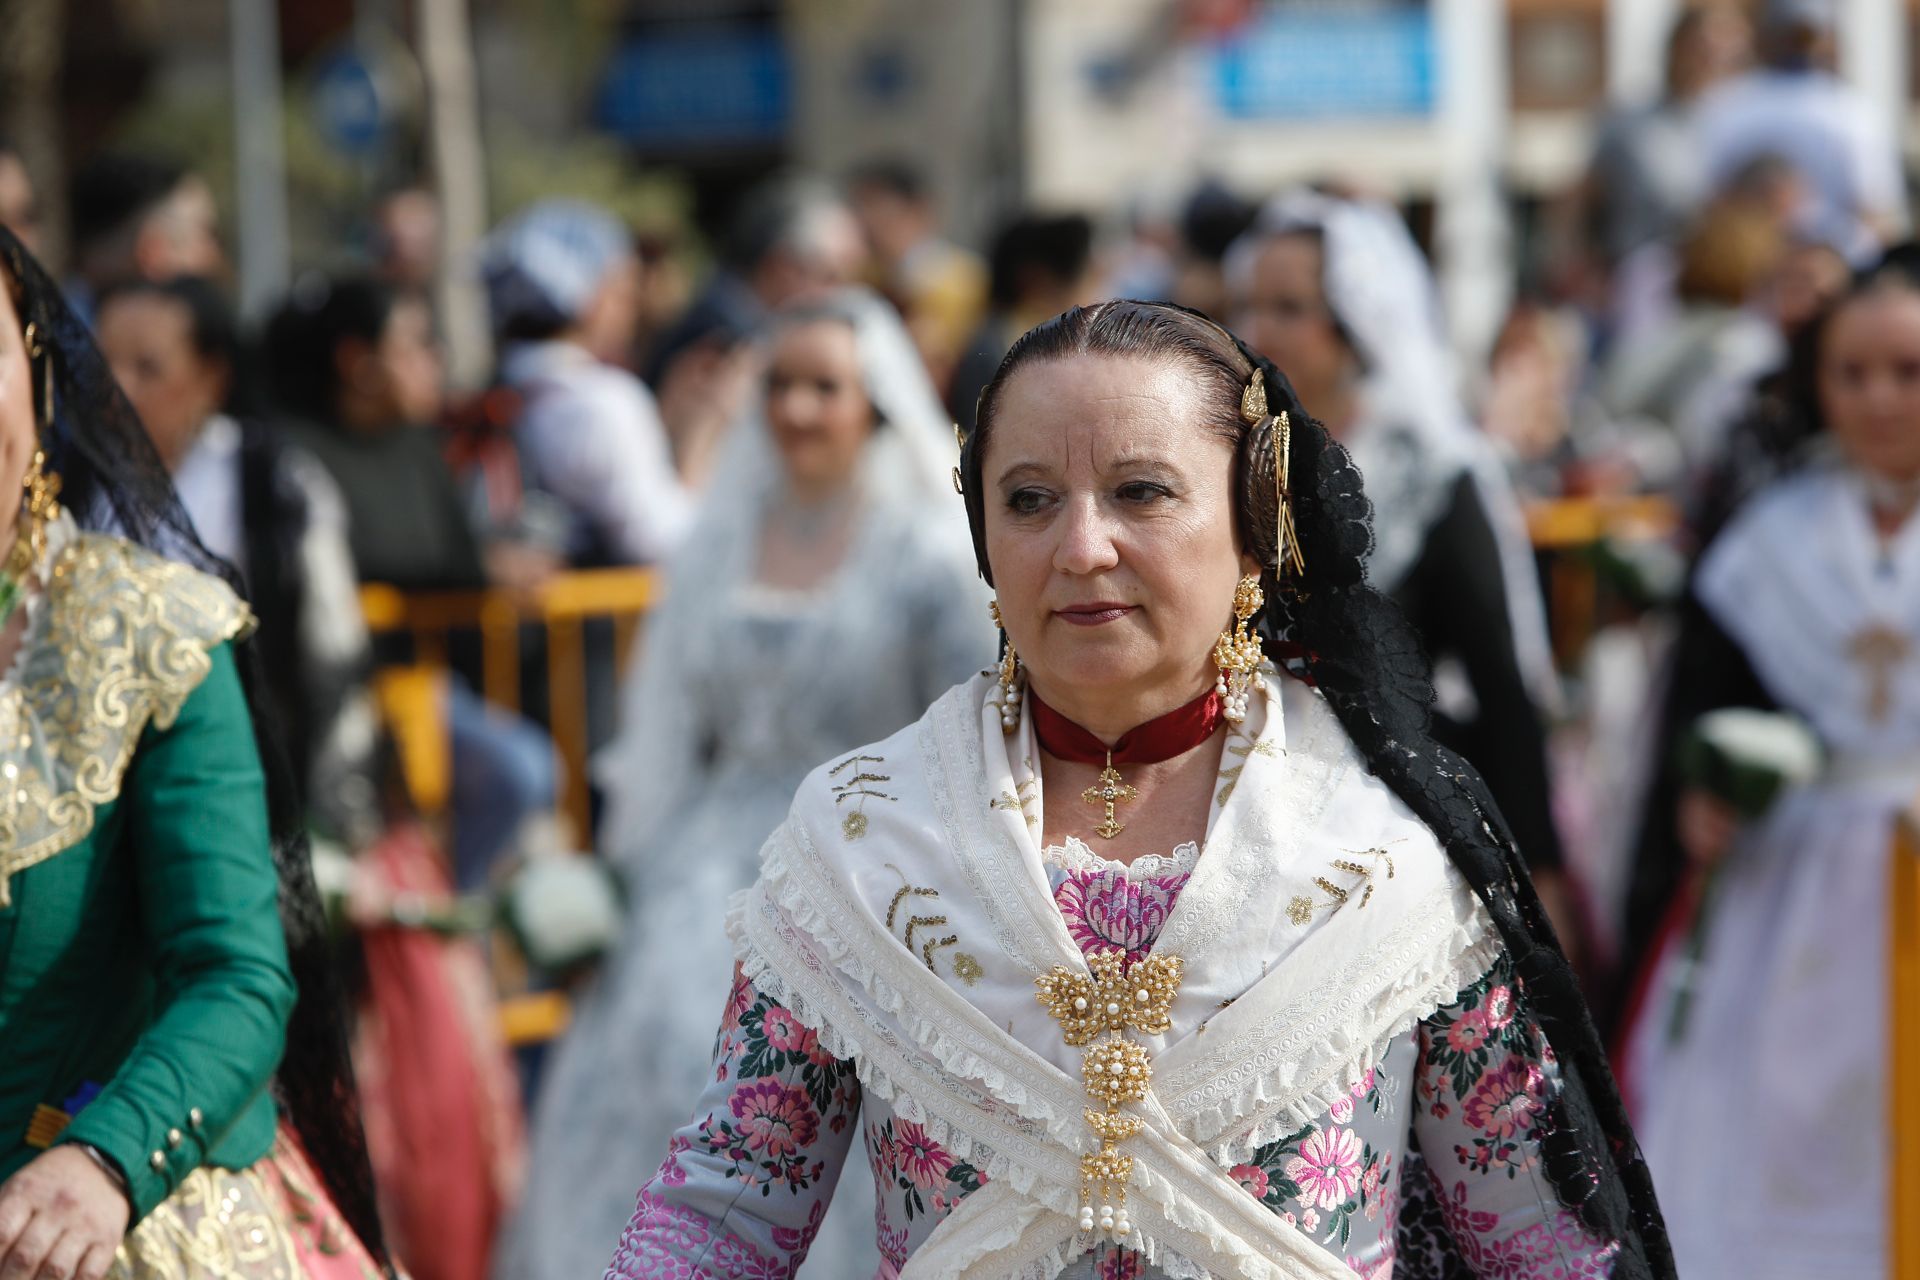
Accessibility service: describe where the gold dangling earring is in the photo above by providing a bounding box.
[5,326,63,589]
[989,599,1024,734]
[1212,575,1264,723]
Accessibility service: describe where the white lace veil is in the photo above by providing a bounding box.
[1228,191,1559,709]
[594,286,976,862]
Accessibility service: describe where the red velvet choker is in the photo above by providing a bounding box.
[1028,689,1225,839]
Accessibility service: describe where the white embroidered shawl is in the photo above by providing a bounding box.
[728,673,1499,1279]
[1696,462,1920,758]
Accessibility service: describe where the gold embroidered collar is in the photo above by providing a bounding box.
[0,525,252,906]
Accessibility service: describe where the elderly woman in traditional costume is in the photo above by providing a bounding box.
[604,301,1672,1280]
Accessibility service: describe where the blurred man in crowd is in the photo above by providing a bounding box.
[1694,0,1906,256]
[372,185,442,295]
[484,199,709,569]
[67,151,223,319]
[847,157,986,397]
[644,176,861,390]
[949,211,1096,425]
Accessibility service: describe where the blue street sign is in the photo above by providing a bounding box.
[1211,2,1437,120]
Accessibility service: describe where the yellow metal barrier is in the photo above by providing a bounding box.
[1893,806,1920,1280]
[1524,495,1679,668]
[359,568,658,841]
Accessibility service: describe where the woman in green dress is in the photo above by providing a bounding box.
[0,228,393,1278]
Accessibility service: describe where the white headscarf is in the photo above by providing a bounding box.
[593,286,983,837]
[1229,190,1560,710]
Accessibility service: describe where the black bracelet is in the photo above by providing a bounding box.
[71,1143,131,1198]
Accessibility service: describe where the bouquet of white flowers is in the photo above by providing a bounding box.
[1676,706,1824,821]
[499,831,625,976]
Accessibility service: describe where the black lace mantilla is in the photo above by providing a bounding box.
[958,302,1674,1279]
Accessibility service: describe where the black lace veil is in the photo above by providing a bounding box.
[958,300,1673,1279]
[0,226,393,1272]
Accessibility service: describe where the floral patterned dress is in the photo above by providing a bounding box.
[606,836,1617,1279]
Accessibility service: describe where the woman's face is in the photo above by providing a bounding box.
[764,318,874,490]
[983,353,1255,715]
[1819,284,1920,483]
[340,296,444,427]
[1233,234,1354,414]
[0,272,39,532]
[97,292,228,469]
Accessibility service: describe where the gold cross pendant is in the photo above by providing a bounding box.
[1851,623,1911,724]
[1082,751,1138,840]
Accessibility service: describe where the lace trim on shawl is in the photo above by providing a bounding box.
[1040,837,1200,881]
[1168,881,1499,1163]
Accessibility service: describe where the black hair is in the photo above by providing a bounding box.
[987,213,1094,310]
[96,274,240,371]
[69,151,189,260]
[721,177,845,275]
[958,299,1677,1279]
[264,274,401,423]
[1180,179,1258,264]
[0,224,394,1272]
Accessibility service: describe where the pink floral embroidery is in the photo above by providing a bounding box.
[761,1007,811,1056]
[1096,1252,1145,1280]
[1346,1253,1394,1280]
[1446,1009,1491,1054]
[1444,1196,1621,1280]
[729,1080,819,1158]
[1301,1207,1322,1232]
[1484,984,1514,1031]
[1230,1163,1270,1198]
[723,971,754,1033]
[769,1199,825,1259]
[1329,1093,1356,1123]
[1462,1056,1547,1140]
[1438,1178,1501,1238]
[876,1220,910,1271]
[658,1135,691,1188]
[1285,1127,1364,1209]
[1350,1068,1376,1099]
[711,1233,785,1280]
[892,1119,954,1190]
[607,1189,710,1279]
[1052,867,1190,965]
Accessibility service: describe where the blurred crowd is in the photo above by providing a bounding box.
[0,1,1912,1276]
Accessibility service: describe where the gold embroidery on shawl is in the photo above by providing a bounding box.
[1215,735,1279,808]
[1284,844,1400,927]
[991,762,1039,830]
[882,864,966,977]
[831,753,894,841]
[0,534,251,907]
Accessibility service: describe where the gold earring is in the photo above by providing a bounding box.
[24,322,52,433]
[1212,575,1264,723]
[989,599,1024,734]
[1274,409,1304,581]
[1240,372,1305,584]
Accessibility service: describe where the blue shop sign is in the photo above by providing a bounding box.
[1211,2,1436,120]
[597,27,790,147]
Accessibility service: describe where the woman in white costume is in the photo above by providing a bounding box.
[1622,252,1920,1279]
[1222,192,1564,886]
[500,288,993,1280]
[603,301,1673,1279]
